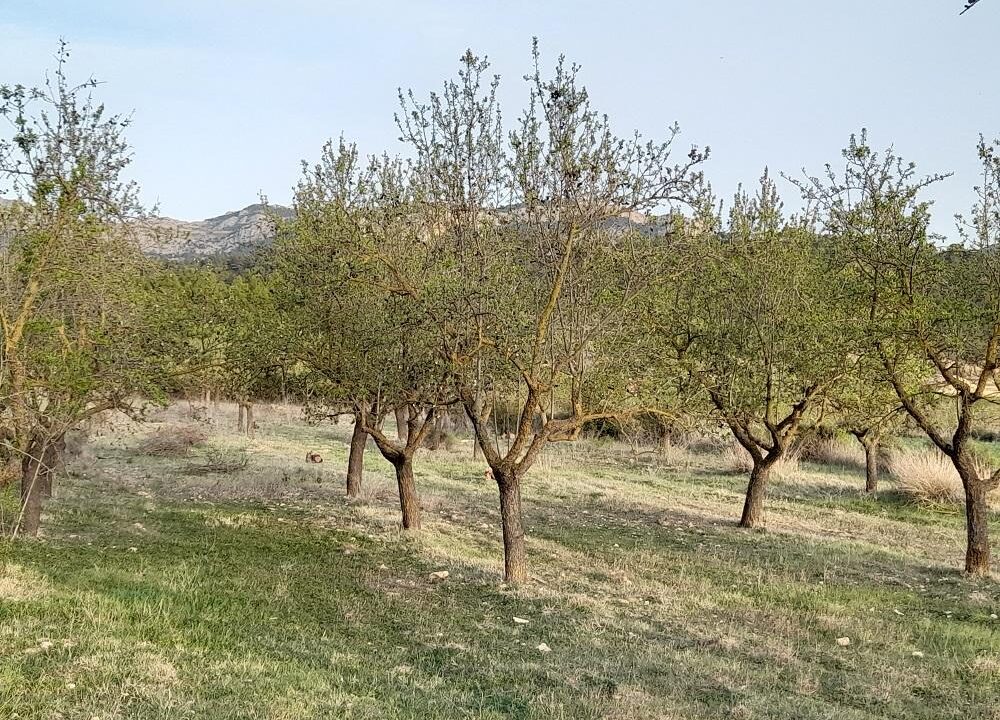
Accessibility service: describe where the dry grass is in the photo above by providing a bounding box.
[889,448,999,507]
[137,424,208,457]
[5,404,1000,719]
[800,436,865,470]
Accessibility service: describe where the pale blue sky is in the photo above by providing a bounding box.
[2,0,997,235]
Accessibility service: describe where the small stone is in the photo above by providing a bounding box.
[128,547,138,553]
[912,651,924,658]
[378,564,388,571]
[513,617,530,625]
[893,609,904,616]
[990,614,997,620]
[66,682,76,689]
[537,643,552,653]
[430,570,449,581]
[39,640,53,651]
[836,637,851,647]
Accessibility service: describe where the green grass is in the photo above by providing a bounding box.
[2,404,999,719]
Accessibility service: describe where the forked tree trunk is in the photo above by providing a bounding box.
[495,468,527,583]
[346,413,367,498]
[739,460,773,529]
[393,454,421,530]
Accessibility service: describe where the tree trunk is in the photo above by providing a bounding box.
[739,461,772,529]
[863,440,879,494]
[18,435,61,538]
[393,454,421,530]
[245,403,255,439]
[237,403,246,433]
[852,431,879,494]
[347,413,367,498]
[395,406,409,443]
[495,468,527,583]
[962,479,991,577]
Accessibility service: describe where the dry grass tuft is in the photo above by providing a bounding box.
[889,448,997,506]
[137,425,208,457]
[800,436,865,469]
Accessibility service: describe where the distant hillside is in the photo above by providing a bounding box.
[141,203,294,260]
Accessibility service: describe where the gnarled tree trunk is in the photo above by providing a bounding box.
[494,467,527,583]
[393,453,421,530]
[739,459,774,529]
[346,412,367,498]
[955,452,991,576]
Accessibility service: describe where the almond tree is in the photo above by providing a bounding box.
[1,46,161,536]
[796,132,1000,576]
[273,141,454,524]
[398,44,707,582]
[669,173,855,528]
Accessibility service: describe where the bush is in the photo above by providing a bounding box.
[137,425,208,457]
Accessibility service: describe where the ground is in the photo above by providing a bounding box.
[1,402,999,719]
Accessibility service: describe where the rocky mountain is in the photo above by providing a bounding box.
[141,203,294,261]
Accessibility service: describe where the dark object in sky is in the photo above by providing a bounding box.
[960,0,983,14]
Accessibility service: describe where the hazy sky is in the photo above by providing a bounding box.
[2,1,997,234]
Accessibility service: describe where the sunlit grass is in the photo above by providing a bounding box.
[1,403,998,719]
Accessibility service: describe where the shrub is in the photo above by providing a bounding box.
[186,445,250,475]
[137,425,208,457]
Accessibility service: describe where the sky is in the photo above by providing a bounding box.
[1,0,997,235]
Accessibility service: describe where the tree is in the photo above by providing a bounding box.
[0,45,161,536]
[398,44,707,582]
[825,355,908,494]
[669,173,855,528]
[274,140,455,521]
[797,132,1000,576]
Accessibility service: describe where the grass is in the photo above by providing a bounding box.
[2,402,999,719]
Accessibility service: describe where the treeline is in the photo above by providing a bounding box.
[1,44,998,581]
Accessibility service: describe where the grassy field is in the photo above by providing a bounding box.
[2,402,999,719]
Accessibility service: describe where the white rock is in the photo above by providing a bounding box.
[430,570,449,581]
[912,651,924,658]
[836,637,851,647]
[513,617,530,625]
[39,641,53,651]
[537,643,552,653]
